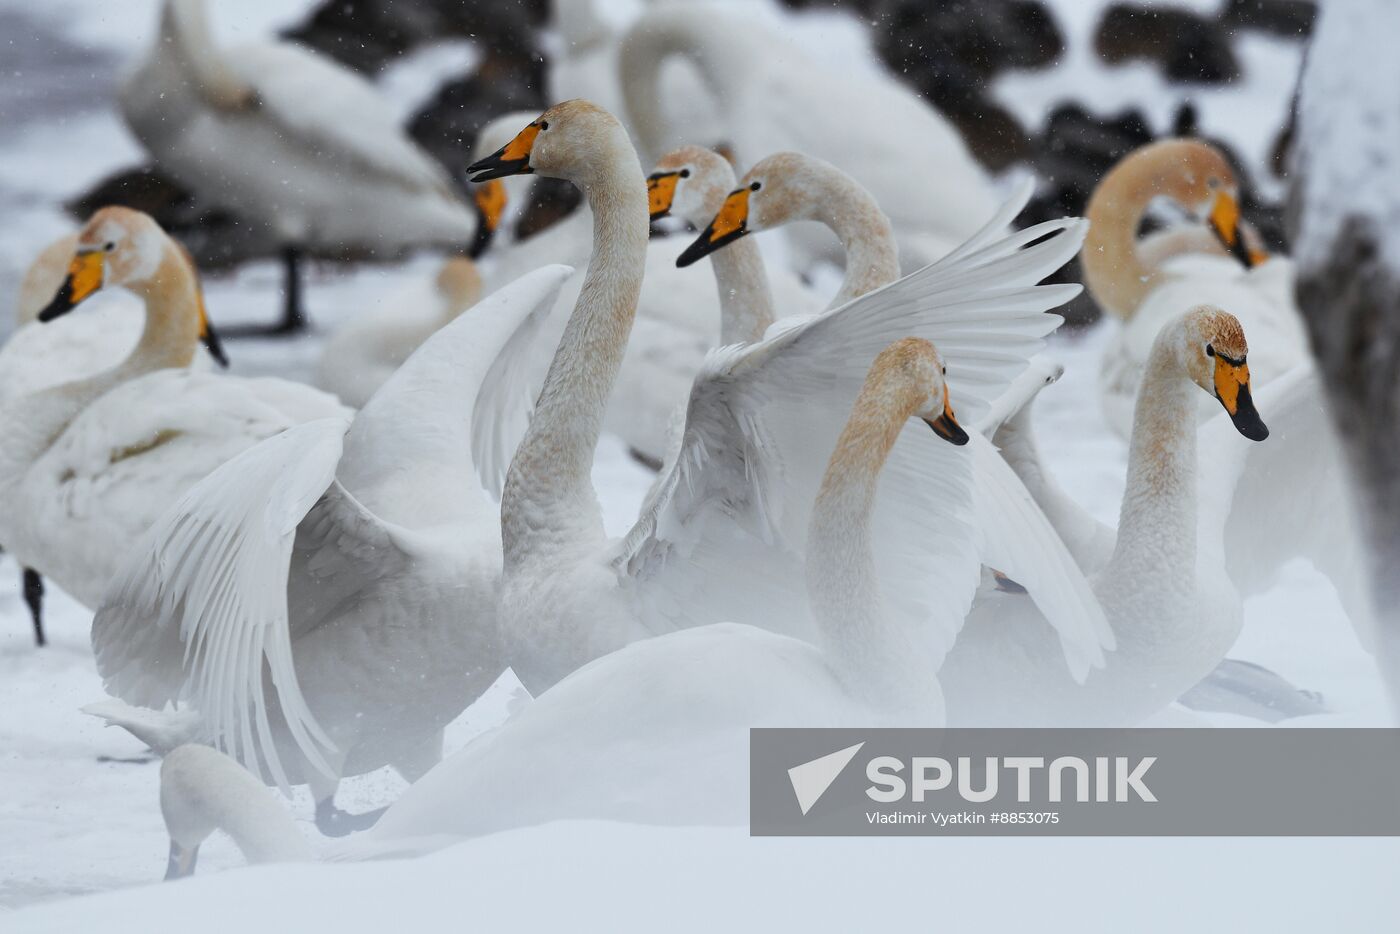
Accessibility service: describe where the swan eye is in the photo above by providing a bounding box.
[538,121,549,131]
[104,241,115,252]
[1207,177,1221,189]
[750,181,761,191]
[679,169,691,178]
[941,366,947,375]
[1205,343,1215,357]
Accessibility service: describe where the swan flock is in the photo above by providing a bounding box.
[1,0,1370,884]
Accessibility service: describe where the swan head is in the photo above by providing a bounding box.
[878,337,967,446]
[676,152,848,267]
[1178,305,1269,441]
[466,111,545,256]
[467,100,630,188]
[647,146,737,226]
[35,207,229,366]
[1101,139,1265,269]
[36,207,166,322]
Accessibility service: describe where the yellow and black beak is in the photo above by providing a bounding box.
[37,249,105,322]
[467,122,540,182]
[1207,191,1263,270]
[677,185,753,267]
[1212,350,1269,441]
[647,171,682,221]
[164,840,199,881]
[195,286,229,368]
[923,397,969,446]
[469,179,508,258]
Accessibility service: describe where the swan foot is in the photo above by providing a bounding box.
[315,799,388,837]
[221,246,308,337]
[22,567,44,647]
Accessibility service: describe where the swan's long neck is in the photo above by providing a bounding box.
[806,373,938,712]
[158,0,251,110]
[163,751,312,868]
[1104,334,1198,608]
[501,145,650,568]
[810,174,902,308]
[618,9,748,162]
[0,247,198,481]
[709,236,776,345]
[1082,160,1164,318]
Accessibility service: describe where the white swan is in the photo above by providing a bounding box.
[119,0,482,332]
[468,103,1107,694]
[3,224,228,644]
[941,306,1279,726]
[646,145,828,341]
[157,337,974,873]
[88,264,572,834]
[313,257,483,409]
[1085,139,1309,438]
[618,4,999,271]
[0,207,346,616]
[471,126,751,469]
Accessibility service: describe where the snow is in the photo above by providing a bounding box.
[1291,0,1400,272]
[0,0,1393,927]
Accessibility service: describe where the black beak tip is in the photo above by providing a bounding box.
[1235,415,1270,442]
[675,238,708,268]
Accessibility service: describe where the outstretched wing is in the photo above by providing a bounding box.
[1199,365,1376,647]
[618,189,1087,654]
[91,417,406,788]
[969,436,1114,681]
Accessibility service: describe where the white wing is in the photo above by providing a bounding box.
[619,195,1088,654]
[92,417,363,788]
[93,267,572,786]
[969,436,1115,680]
[1198,364,1376,646]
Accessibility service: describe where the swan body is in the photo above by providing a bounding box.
[1084,140,1310,438]
[314,257,484,408]
[120,0,475,250]
[619,4,999,271]
[467,104,1107,699]
[155,337,968,871]
[0,208,344,610]
[942,306,1276,726]
[90,265,572,817]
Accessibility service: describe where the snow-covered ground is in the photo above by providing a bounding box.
[1,0,1394,927]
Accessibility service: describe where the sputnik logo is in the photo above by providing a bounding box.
[788,742,865,815]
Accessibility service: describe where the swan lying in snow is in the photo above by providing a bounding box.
[1084,140,1309,438]
[157,336,976,874]
[0,208,344,617]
